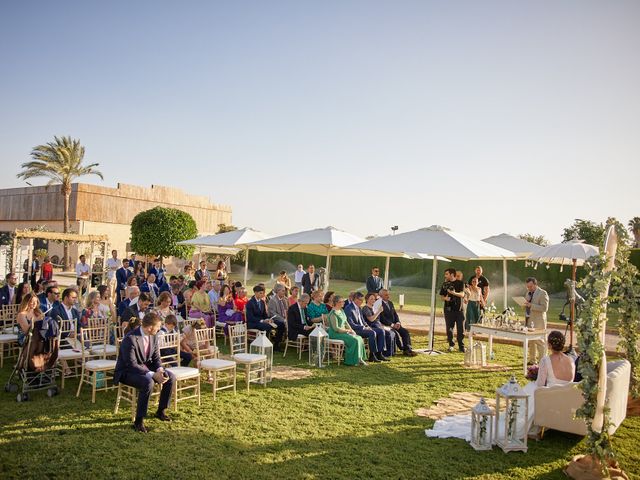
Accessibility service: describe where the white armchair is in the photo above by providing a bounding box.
[534,359,631,437]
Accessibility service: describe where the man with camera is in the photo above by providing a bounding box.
[439,268,465,353]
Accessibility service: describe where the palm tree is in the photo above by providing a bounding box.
[17,136,103,270]
[629,217,640,248]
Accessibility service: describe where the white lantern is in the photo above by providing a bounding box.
[470,397,495,451]
[308,325,328,368]
[464,347,473,367]
[250,332,273,383]
[472,342,487,367]
[495,376,529,452]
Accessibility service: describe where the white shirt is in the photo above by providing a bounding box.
[75,262,90,278]
[106,258,121,280]
[208,290,219,307]
[294,269,305,283]
[8,286,15,303]
[63,304,75,320]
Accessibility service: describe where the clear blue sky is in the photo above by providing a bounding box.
[1,1,638,242]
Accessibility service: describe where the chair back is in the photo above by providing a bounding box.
[1,304,19,320]
[88,316,109,329]
[80,325,109,359]
[112,324,126,343]
[1,315,17,334]
[157,331,181,368]
[228,323,247,355]
[194,327,217,360]
[58,319,81,351]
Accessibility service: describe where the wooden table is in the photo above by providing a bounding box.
[469,325,547,375]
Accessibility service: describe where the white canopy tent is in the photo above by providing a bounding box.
[528,239,599,351]
[247,226,380,290]
[347,225,517,353]
[482,233,544,310]
[178,228,273,284]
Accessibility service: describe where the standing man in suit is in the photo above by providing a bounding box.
[440,268,466,353]
[29,255,41,290]
[149,258,165,284]
[524,277,549,364]
[378,289,417,356]
[0,272,18,307]
[116,259,132,306]
[365,267,384,294]
[114,312,175,433]
[287,293,314,341]
[194,260,210,282]
[301,264,319,295]
[140,274,160,303]
[345,292,387,362]
[106,250,122,300]
[245,285,285,349]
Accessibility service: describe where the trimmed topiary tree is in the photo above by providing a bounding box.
[130,207,197,260]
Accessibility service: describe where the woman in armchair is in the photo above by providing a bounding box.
[535,330,575,387]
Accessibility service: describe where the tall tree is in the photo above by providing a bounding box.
[562,219,605,247]
[130,207,197,261]
[629,217,640,248]
[17,136,103,270]
[517,233,549,246]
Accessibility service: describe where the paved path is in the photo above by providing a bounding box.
[397,310,622,353]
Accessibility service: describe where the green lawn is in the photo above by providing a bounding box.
[1,335,638,479]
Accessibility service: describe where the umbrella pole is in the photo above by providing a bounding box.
[243,247,249,285]
[503,259,508,311]
[383,256,390,289]
[569,258,577,351]
[417,257,441,355]
[325,254,332,291]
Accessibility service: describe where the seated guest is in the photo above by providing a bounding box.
[40,285,61,314]
[14,281,31,306]
[379,289,416,356]
[288,286,300,306]
[234,287,249,313]
[536,330,575,387]
[246,285,285,349]
[183,280,197,311]
[80,291,104,328]
[51,288,81,328]
[33,278,46,296]
[134,264,146,286]
[113,312,175,433]
[149,258,165,284]
[170,283,187,318]
[327,295,367,366]
[140,273,160,303]
[323,291,335,312]
[344,291,356,309]
[301,264,319,294]
[345,292,388,362]
[366,267,384,294]
[181,318,215,360]
[121,292,152,333]
[126,275,138,288]
[97,284,117,319]
[189,280,215,327]
[194,261,209,282]
[118,286,140,318]
[0,272,18,307]
[287,293,314,340]
[158,314,192,367]
[207,280,221,307]
[217,284,244,332]
[307,290,329,325]
[16,292,44,346]
[268,285,289,323]
[231,281,243,300]
[158,277,171,294]
[154,291,173,322]
[362,293,396,357]
[116,259,132,305]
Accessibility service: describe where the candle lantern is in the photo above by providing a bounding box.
[308,324,328,368]
[470,397,495,451]
[472,342,487,367]
[495,376,529,452]
[250,332,273,383]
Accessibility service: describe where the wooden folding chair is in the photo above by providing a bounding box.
[228,323,248,355]
[57,319,84,389]
[196,328,236,400]
[76,325,117,403]
[159,332,201,411]
[0,316,19,368]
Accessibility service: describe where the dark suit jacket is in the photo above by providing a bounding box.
[245,296,268,327]
[344,302,367,330]
[194,269,209,282]
[121,304,144,332]
[140,282,159,297]
[301,273,319,294]
[39,295,60,316]
[114,327,162,384]
[0,285,12,307]
[366,276,383,294]
[287,303,310,340]
[379,300,400,327]
[116,267,131,291]
[52,303,81,323]
[118,298,132,317]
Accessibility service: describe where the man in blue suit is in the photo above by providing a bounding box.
[245,284,285,350]
[51,288,82,332]
[140,274,160,302]
[345,292,388,362]
[0,272,18,307]
[113,312,175,433]
[40,285,61,315]
[149,258,165,284]
[115,259,132,305]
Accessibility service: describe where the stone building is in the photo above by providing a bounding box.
[0,183,232,267]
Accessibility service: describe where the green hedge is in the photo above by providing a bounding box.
[240,251,584,294]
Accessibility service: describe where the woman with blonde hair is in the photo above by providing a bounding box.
[16,292,43,346]
[80,291,103,328]
[154,291,173,321]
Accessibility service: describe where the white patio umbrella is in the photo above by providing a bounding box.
[247,226,371,290]
[528,239,599,350]
[178,228,273,284]
[483,233,544,310]
[348,225,517,353]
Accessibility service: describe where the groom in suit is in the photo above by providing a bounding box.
[114,312,175,433]
[524,277,549,364]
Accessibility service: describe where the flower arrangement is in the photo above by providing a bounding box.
[525,364,539,381]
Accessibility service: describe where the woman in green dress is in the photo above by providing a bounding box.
[307,290,328,325]
[327,295,367,366]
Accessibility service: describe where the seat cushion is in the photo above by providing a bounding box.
[233,353,267,364]
[327,339,344,345]
[58,349,84,360]
[200,359,236,370]
[90,344,117,355]
[85,359,116,370]
[166,366,201,380]
[0,333,18,343]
